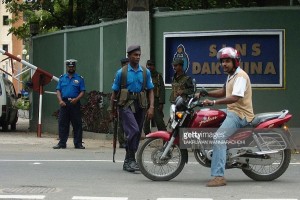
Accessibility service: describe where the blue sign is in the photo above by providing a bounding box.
[164,30,284,88]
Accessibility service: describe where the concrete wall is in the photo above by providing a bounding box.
[30,20,127,132]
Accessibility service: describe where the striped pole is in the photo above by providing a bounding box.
[0,49,59,82]
[0,49,59,137]
[37,75,43,137]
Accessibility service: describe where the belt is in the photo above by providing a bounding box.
[128,92,139,100]
[62,98,75,101]
[129,92,139,95]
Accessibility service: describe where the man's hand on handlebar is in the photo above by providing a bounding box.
[203,99,215,106]
[195,88,208,99]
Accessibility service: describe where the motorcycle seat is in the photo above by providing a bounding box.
[250,110,289,127]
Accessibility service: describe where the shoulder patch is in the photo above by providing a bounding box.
[59,74,63,78]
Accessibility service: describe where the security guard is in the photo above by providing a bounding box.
[53,59,86,149]
[169,58,194,103]
[110,45,154,172]
[143,59,166,135]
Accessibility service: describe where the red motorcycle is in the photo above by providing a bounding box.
[137,89,294,181]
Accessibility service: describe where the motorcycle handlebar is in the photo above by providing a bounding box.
[190,100,216,109]
[189,100,204,109]
[186,94,215,110]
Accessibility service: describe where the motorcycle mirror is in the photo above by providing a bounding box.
[192,78,196,93]
[175,96,182,105]
[175,96,184,108]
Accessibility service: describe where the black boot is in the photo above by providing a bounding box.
[124,150,140,172]
[123,151,129,171]
[131,151,140,171]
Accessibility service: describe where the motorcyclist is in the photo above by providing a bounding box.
[196,47,255,187]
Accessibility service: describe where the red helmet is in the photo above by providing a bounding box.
[217,47,241,67]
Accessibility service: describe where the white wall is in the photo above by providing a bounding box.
[0,3,13,77]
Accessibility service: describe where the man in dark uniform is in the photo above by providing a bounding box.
[143,59,166,135]
[110,45,154,172]
[53,59,86,149]
[169,58,194,103]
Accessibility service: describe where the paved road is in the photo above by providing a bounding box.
[0,119,299,200]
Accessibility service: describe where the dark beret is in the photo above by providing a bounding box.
[172,58,184,65]
[127,45,141,53]
[146,60,155,66]
[120,58,129,64]
[66,59,77,67]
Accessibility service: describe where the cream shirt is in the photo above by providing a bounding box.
[225,67,254,122]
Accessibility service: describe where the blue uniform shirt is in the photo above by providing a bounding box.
[112,64,154,92]
[56,73,86,98]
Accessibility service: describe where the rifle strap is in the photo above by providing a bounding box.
[142,66,147,90]
[156,73,160,97]
[121,65,128,89]
[120,65,147,91]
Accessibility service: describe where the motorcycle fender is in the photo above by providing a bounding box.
[146,131,172,141]
[255,114,292,129]
[146,131,188,163]
[146,131,182,147]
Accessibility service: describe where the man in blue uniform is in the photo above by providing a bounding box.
[110,45,154,172]
[53,59,86,149]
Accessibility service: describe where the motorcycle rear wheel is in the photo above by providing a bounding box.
[242,148,291,181]
[137,138,188,181]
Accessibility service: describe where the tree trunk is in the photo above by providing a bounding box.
[127,0,149,11]
[68,0,74,25]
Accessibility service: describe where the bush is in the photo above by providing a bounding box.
[53,91,111,133]
[15,97,31,110]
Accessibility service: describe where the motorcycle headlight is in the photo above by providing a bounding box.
[176,112,184,119]
[169,104,176,120]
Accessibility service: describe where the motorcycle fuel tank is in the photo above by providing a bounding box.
[189,108,226,128]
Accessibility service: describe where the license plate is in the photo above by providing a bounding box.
[171,120,178,129]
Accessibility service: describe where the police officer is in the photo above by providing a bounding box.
[169,58,194,103]
[143,59,166,135]
[53,59,86,149]
[110,45,154,172]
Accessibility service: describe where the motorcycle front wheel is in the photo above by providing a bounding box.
[137,138,188,181]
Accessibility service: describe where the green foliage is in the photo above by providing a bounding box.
[2,0,128,40]
[15,97,30,110]
[1,0,293,40]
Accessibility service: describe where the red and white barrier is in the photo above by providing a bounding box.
[0,49,59,137]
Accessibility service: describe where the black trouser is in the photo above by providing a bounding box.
[119,101,145,152]
[143,98,166,135]
[58,100,82,146]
